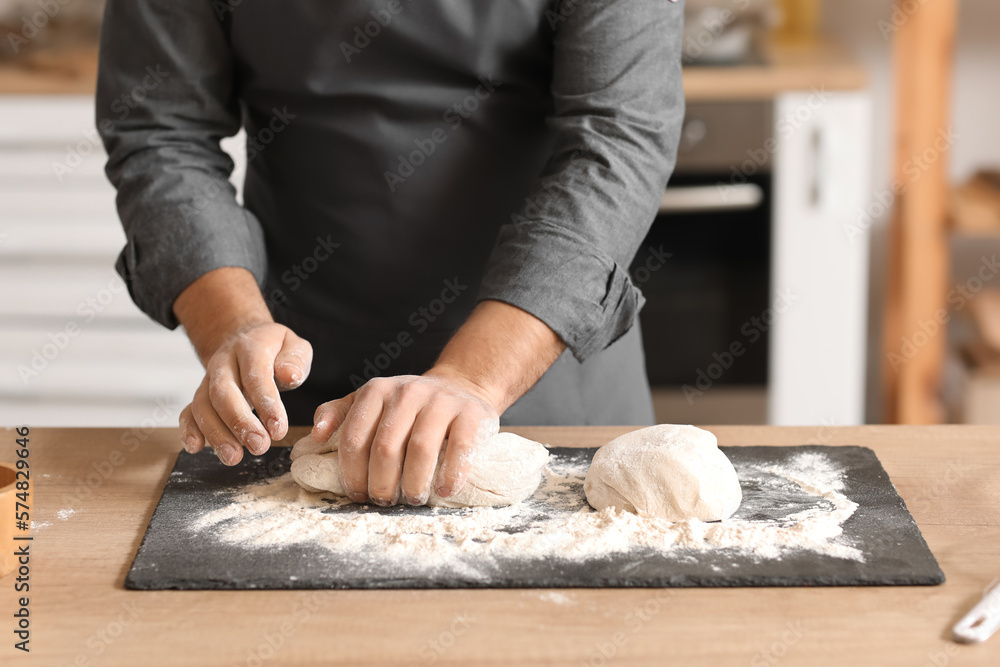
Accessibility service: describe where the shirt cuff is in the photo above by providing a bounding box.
[476,220,644,362]
[115,205,268,329]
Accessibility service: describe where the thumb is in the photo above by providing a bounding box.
[312,394,355,444]
[274,329,313,391]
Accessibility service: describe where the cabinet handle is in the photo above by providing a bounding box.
[658,183,764,214]
[809,126,825,209]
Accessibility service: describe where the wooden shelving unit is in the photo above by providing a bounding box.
[881,0,958,423]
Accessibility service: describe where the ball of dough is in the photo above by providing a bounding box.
[289,431,550,508]
[584,424,742,521]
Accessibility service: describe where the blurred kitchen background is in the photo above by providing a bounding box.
[1,0,998,427]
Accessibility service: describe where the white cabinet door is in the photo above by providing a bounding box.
[769,91,871,425]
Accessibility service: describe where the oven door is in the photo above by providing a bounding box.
[633,172,772,389]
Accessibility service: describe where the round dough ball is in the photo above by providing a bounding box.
[289,431,549,508]
[584,424,741,521]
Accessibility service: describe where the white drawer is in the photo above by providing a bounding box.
[0,144,108,181]
[0,96,100,144]
[0,262,148,319]
[0,217,125,258]
[1,396,188,428]
[0,188,116,217]
[3,351,201,398]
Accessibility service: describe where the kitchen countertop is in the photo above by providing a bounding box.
[0,38,867,99]
[1,424,997,666]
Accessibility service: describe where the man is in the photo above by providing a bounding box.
[97,0,684,507]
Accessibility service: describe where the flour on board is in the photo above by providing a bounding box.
[193,450,862,566]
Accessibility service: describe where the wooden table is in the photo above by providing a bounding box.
[1,425,998,666]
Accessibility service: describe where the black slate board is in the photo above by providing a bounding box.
[126,445,945,590]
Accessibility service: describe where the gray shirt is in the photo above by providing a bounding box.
[97,0,684,372]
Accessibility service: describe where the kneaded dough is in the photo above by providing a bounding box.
[584,424,742,521]
[289,431,549,508]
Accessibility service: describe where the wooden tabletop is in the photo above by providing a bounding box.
[1,425,997,666]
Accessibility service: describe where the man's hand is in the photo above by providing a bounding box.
[310,300,565,506]
[312,372,499,506]
[173,267,313,465]
[179,322,312,464]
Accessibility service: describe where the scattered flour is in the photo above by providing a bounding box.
[193,450,863,570]
[56,508,76,520]
[538,591,575,605]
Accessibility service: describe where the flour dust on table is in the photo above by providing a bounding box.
[194,446,863,575]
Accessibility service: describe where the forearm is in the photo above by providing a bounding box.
[427,300,566,413]
[173,267,274,366]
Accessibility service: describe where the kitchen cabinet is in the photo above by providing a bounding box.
[769,91,871,425]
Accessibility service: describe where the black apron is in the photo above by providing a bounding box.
[273,302,655,427]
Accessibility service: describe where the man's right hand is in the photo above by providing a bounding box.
[179,322,312,464]
[172,267,313,465]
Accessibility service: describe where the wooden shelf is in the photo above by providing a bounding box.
[683,37,868,101]
[0,45,98,95]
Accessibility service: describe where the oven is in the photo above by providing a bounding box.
[632,101,773,421]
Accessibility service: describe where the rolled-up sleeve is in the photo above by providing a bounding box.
[96,0,267,329]
[477,0,684,362]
